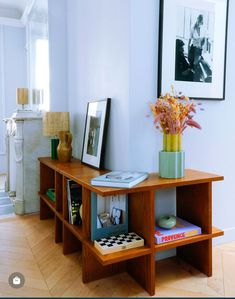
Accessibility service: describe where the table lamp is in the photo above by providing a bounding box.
[43,112,70,159]
[17,88,28,110]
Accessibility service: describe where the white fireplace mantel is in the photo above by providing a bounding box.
[11,110,50,214]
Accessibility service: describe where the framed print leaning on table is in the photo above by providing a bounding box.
[81,98,111,169]
[158,0,229,100]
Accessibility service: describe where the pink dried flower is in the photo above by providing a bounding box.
[149,88,202,134]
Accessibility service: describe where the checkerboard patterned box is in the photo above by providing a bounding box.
[94,232,144,255]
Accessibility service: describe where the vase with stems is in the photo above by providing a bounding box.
[150,87,202,178]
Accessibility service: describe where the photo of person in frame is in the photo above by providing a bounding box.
[175,6,214,83]
[175,39,194,81]
[86,112,101,157]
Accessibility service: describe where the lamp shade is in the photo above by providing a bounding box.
[43,112,70,137]
[17,88,28,105]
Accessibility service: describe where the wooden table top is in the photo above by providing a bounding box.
[39,157,224,196]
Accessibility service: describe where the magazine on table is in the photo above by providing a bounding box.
[91,171,149,188]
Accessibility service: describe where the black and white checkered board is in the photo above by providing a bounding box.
[94,232,144,255]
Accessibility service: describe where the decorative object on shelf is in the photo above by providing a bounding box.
[94,232,144,255]
[150,86,202,178]
[91,171,149,188]
[57,131,73,162]
[81,98,111,169]
[43,112,70,160]
[91,193,128,241]
[158,0,229,101]
[158,215,176,229]
[16,88,28,110]
[155,217,201,244]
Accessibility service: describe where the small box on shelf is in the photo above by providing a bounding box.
[94,232,144,255]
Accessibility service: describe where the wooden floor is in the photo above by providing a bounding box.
[0,214,234,297]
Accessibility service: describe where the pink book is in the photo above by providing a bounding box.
[155,217,201,244]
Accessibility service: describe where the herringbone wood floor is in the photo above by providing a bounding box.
[0,214,234,297]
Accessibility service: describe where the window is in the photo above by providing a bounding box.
[35,38,49,111]
[27,0,49,111]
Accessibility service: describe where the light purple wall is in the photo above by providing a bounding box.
[3,26,27,117]
[63,0,234,245]
[67,0,131,170]
[48,0,68,112]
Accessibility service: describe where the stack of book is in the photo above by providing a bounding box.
[155,217,201,244]
[91,171,148,188]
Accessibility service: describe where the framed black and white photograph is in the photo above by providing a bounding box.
[81,98,111,169]
[158,0,229,100]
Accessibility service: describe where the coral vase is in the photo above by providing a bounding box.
[57,131,73,163]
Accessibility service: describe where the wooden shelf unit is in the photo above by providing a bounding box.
[38,157,224,296]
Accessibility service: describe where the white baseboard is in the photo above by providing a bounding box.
[213,227,235,246]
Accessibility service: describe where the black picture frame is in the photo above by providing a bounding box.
[81,98,111,169]
[158,0,229,100]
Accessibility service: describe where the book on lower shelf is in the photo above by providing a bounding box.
[67,180,82,225]
[46,188,55,202]
[94,232,144,255]
[91,171,148,188]
[155,217,201,244]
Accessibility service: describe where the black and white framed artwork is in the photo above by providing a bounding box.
[158,0,229,100]
[81,98,111,169]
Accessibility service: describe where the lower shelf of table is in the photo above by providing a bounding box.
[39,193,224,270]
[84,240,152,266]
[155,226,224,252]
[40,193,55,210]
[40,193,84,241]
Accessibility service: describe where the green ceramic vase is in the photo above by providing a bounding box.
[159,151,185,178]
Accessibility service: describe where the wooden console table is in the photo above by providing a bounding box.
[38,157,224,296]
